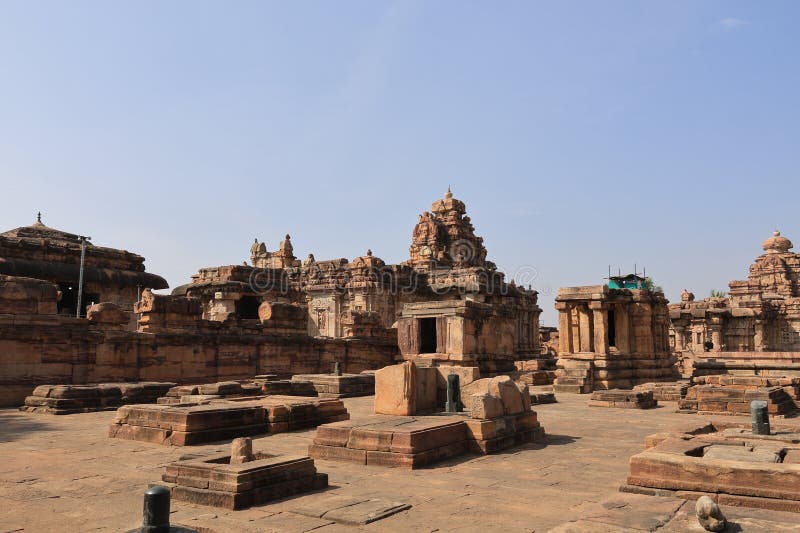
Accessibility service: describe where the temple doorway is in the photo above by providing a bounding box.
[419,317,437,353]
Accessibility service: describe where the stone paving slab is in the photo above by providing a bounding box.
[4,394,800,531]
[293,495,411,525]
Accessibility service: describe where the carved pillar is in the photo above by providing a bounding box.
[578,305,593,352]
[531,310,541,354]
[557,303,573,354]
[571,305,581,353]
[615,304,631,354]
[673,325,685,351]
[710,326,723,352]
[754,320,765,352]
[591,304,608,355]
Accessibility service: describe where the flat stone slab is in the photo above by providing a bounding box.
[589,389,657,409]
[109,396,349,445]
[291,374,375,398]
[20,382,176,414]
[293,496,411,525]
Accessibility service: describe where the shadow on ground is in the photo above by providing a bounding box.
[0,411,55,442]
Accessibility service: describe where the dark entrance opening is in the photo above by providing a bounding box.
[57,282,77,315]
[238,296,261,319]
[608,309,616,348]
[419,317,438,354]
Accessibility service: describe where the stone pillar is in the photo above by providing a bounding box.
[557,304,573,354]
[530,311,541,354]
[710,326,723,352]
[615,305,631,354]
[578,306,593,352]
[591,305,608,355]
[570,306,581,354]
[754,320,765,352]
[673,326,685,351]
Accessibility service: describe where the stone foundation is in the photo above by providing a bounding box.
[632,381,690,402]
[623,421,800,513]
[679,376,799,417]
[20,382,175,414]
[109,395,349,446]
[308,411,544,468]
[163,452,327,510]
[589,390,657,409]
[290,373,375,398]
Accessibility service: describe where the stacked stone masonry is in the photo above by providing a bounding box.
[623,420,800,513]
[109,395,349,445]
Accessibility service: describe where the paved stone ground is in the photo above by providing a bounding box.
[1,393,799,532]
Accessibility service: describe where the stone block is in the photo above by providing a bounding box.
[374,362,416,416]
[468,393,504,419]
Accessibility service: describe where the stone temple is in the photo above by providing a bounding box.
[0,214,167,322]
[5,198,800,532]
[175,189,542,373]
[670,230,800,378]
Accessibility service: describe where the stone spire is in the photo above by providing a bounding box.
[407,189,488,269]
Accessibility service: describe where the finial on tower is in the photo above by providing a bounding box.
[445,186,453,199]
[36,212,42,224]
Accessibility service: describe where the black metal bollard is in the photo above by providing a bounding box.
[751,400,770,435]
[446,374,461,413]
[333,361,342,376]
[142,486,171,533]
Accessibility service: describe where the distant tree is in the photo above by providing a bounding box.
[710,289,728,298]
[643,277,663,293]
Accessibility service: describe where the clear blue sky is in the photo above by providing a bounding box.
[1,1,798,325]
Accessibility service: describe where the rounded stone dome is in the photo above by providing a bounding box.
[762,230,793,254]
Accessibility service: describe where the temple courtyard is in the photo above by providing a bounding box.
[3,393,800,532]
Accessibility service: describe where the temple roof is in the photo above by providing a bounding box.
[0,215,168,289]
[0,216,93,247]
[762,230,793,254]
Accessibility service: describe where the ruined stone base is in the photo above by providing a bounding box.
[162,452,328,510]
[633,381,690,402]
[512,359,557,386]
[678,383,797,417]
[156,380,318,405]
[290,374,374,398]
[624,421,800,513]
[308,411,545,469]
[20,382,176,414]
[530,391,557,405]
[589,390,657,409]
[109,396,349,446]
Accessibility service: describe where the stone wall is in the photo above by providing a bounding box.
[0,288,396,407]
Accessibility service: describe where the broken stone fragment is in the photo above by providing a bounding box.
[469,393,504,419]
[229,437,255,464]
[489,376,525,415]
[695,495,726,532]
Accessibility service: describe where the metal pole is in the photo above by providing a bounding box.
[76,236,90,318]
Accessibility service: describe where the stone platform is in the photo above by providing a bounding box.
[157,380,317,405]
[20,382,176,414]
[163,452,327,510]
[308,410,544,468]
[589,389,657,409]
[291,373,374,398]
[623,420,800,513]
[633,381,690,402]
[109,395,349,445]
[679,381,798,417]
